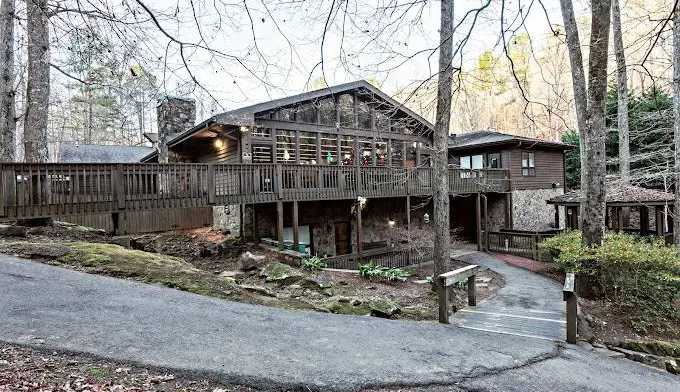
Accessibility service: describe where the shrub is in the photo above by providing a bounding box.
[358,262,410,281]
[301,256,327,271]
[539,230,680,332]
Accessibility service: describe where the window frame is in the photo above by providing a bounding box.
[521,151,536,177]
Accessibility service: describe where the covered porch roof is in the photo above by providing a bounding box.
[547,184,675,207]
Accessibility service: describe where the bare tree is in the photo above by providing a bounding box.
[0,0,14,161]
[673,0,680,245]
[24,0,50,162]
[433,0,453,279]
[612,0,630,183]
[560,0,612,247]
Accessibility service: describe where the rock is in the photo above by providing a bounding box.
[287,284,302,290]
[643,355,668,370]
[665,359,679,374]
[196,243,218,258]
[111,236,132,249]
[577,318,595,342]
[592,342,607,349]
[300,276,333,290]
[593,347,625,358]
[337,281,349,286]
[330,295,350,303]
[219,270,245,279]
[26,226,45,235]
[0,224,27,237]
[262,263,304,284]
[577,340,594,351]
[369,299,401,318]
[413,279,429,284]
[476,283,489,288]
[476,276,492,283]
[350,299,362,306]
[239,284,275,297]
[238,251,268,271]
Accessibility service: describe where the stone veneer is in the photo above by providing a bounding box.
[512,188,565,231]
[213,205,241,236]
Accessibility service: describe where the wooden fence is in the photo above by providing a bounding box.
[56,207,213,234]
[486,229,560,260]
[324,247,432,270]
[0,163,510,219]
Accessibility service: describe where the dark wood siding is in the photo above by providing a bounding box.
[194,137,240,164]
[508,147,564,190]
[57,207,213,234]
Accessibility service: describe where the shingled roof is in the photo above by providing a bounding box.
[59,144,153,163]
[449,130,570,150]
[548,184,675,206]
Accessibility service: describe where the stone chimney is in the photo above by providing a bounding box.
[156,97,196,163]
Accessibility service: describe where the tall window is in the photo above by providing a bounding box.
[299,132,317,164]
[522,152,535,176]
[460,154,484,169]
[320,133,338,164]
[487,153,501,168]
[276,130,296,163]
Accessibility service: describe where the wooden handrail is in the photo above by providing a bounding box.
[437,264,479,323]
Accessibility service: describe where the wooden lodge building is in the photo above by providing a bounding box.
[1,80,571,262]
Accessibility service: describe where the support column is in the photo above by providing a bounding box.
[554,204,560,229]
[252,204,260,243]
[293,200,300,251]
[406,196,411,232]
[655,206,665,237]
[639,206,649,236]
[476,193,482,251]
[277,200,284,250]
[357,201,363,256]
[505,192,513,229]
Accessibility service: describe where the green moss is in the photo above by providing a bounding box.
[324,301,370,315]
[619,340,680,358]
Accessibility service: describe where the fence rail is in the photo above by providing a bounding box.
[486,230,559,260]
[324,247,432,270]
[0,163,509,219]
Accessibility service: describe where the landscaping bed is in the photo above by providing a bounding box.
[0,225,503,322]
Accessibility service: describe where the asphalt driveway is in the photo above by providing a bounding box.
[0,254,677,391]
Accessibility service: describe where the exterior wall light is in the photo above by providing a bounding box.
[214,138,224,148]
[423,213,430,224]
[240,126,249,132]
[388,219,396,226]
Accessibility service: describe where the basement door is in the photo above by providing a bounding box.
[334,222,351,255]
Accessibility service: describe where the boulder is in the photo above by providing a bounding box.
[350,298,362,306]
[665,359,679,374]
[299,275,333,290]
[0,224,27,237]
[577,318,595,342]
[26,226,45,235]
[219,270,246,279]
[239,284,276,297]
[369,299,401,318]
[111,236,132,249]
[261,263,304,284]
[238,251,267,271]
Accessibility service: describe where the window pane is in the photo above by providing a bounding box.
[488,153,501,168]
[357,101,371,129]
[528,153,535,168]
[460,156,471,169]
[359,138,372,166]
[297,103,316,123]
[320,133,338,164]
[391,140,404,167]
[406,142,417,167]
[375,139,388,165]
[275,107,295,121]
[318,98,336,125]
[522,168,529,176]
[299,131,317,164]
[340,135,354,165]
[276,130,296,163]
[338,94,355,127]
[471,154,484,169]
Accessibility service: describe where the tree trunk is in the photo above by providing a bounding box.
[432,0,452,279]
[558,0,588,224]
[24,0,50,163]
[673,0,680,245]
[0,0,15,161]
[581,0,612,247]
[612,0,630,184]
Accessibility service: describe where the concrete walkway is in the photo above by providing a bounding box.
[451,251,566,340]
[0,254,677,391]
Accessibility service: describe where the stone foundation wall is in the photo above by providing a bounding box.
[213,205,241,236]
[486,194,508,231]
[512,188,565,231]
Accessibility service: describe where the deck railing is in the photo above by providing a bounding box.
[0,163,510,219]
[323,247,432,270]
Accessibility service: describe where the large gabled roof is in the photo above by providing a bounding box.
[141,80,434,162]
[449,130,570,151]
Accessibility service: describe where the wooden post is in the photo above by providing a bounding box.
[253,204,260,244]
[277,200,284,250]
[467,275,476,306]
[639,206,649,236]
[554,205,560,229]
[563,273,577,344]
[655,205,664,236]
[293,200,300,250]
[475,193,482,251]
[406,195,411,232]
[505,192,513,229]
[114,164,126,210]
[356,201,363,256]
[207,164,216,204]
[437,280,449,324]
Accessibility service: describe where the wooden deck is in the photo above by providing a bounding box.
[0,163,510,219]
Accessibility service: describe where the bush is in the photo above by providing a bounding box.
[301,256,327,271]
[358,262,410,281]
[539,230,680,332]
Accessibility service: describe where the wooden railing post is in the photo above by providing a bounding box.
[0,164,11,217]
[275,164,283,199]
[437,279,450,323]
[207,164,216,204]
[438,265,479,324]
[563,273,577,344]
[113,164,126,210]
